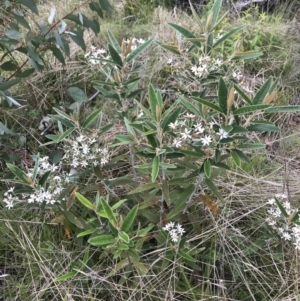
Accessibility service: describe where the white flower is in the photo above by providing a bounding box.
[185,113,195,119]
[136,38,145,44]
[216,128,229,139]
[167,58,173,65]
[163,222,175,231]
[275,193,287,199]
[194,123,205,133]
[200,135,212,146]
[138,110,144,118]
[282,232,292,241]
[181,128,192,140]
[169,120,179,130]
[96,48,106,55]
[267,198,276,205]
[294,240,300,251]
[93,160,98,166]
[101,158,108,166]
[163,222,185,243]
[172,139,182,148]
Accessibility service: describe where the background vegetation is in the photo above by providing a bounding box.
[1,0,300,300]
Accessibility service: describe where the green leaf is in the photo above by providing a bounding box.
[218,77,227,114]
[126,38,153,63]
[151,156,160,183]
[209,0,222,30]
[53,107,72,120]
[155,41,181,55]
[204,160,211,178]
[121,205,138,232]
[56,271,77,281]
[233,84,252,105]
[6,163,30,184]
[231,149,250,163]
[233,104,271,115]
[247,123,279,132]
[50,47,65,65]
[180,96,200,116]
[77,228,96,238]
[108,44,123,67]
[204,178,223,201]
[213,25,246,48]
[88,235,116,246]
[0,62,18,71]
[82,108,102,129]
[191,96,224,114]
[99,0,112,14]
[230,150,241,167]
[252,77,273,105]
[5,30,23,40]
[178,250,196,262]
[101,198,118,228]
[89,2,103,18]
[168,23,201,47]
[148,84,158,119]
[232,51,263,61]
[38,170,52,186]
[17,0,38,14]
[128,182,158,195]
[54,30,65,52]
[0,78,21,91]
[238,143,265,149]
[118,231,130,244]
[67,87,88,103]
[130,257,148,275]
[57,127,75,142]
[69,28,86,51]
[107,30,120,53]
[14,13,31,30]
[76,192,94,210]
[265,106,300,113]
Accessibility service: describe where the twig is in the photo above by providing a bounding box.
[129,145,138,183]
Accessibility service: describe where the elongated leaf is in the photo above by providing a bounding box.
[204,160,211,178]
[82,108,102,129]
[233,104,271,115]
[88,235,116,246]
[178,250,196,262]
[230,150,241,167]
[67,87,88,103]
[148,84,158,119]
[108,259,128,277]
[76,192,94,210]
[209,0,222,30]
[101,199,118,228]
[252,77,273,105]
[238,143,265,149]
[191,96,224,114]
[108,44,123,67]
[128,182,159,195]
[232,51,263,61]
[180,96,200,116]
[189,0,204,32]
[0,78,21,91]
[6,163,30,184]
[233,84,252,105]
[121,205,138,232]
[168,23,200,47]
[118,231,130,243]
[155,41,181,55]
[77,228,96,237]
[17,0,38,14]
[56,271,77,281]
[151,156,160,183]
[231,149,250,163]
[131,257,148,274]
[218,77,227,114]
[247,124,279,132]
[204,178,223,201]
[107,30,120,53]
[213,25,246,48]
[265,106,300,113]
[57,127,75,142]
[126,38,153,63]
[274,197,288,218]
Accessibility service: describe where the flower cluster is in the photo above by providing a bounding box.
[163,222,185,242]
[84,45,110,65]
[168,115,229,149]
[124,37,146,51]
[63,134,109,169]
[266,194,300,251]
[3,156,66,209]
[190,55,223,78]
